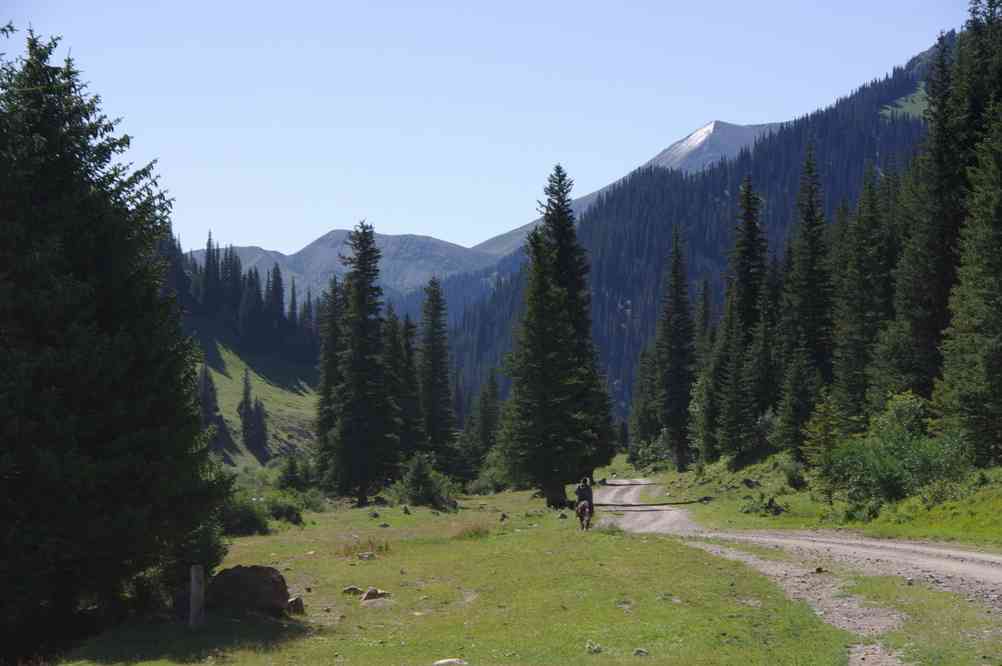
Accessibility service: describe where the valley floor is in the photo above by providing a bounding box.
[63,467,1002,665]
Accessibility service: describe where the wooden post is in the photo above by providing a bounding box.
[189,564,205,629]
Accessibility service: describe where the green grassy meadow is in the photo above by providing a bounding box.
[65,488,856,666]
[881,82,928,119]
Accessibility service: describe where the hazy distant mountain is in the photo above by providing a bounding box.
[192,230,499,299]
[472,119,781,257]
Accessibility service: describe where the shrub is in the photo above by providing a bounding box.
[825,393,973,516]
[740,492,789,516]
[387,454,459,510]
[298,488,328,513]
[780,458,807,490]
[264,492,304,525]
[220,492,270,536]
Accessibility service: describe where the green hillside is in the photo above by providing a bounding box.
[188,316,318,467]
[881,82,928,119]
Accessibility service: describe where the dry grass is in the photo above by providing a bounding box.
[335,536,391,558]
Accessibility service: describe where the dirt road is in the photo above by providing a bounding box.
[597,479,1002,665]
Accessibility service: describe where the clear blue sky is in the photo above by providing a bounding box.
[8,1,967,254]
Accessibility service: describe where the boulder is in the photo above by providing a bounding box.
[369,511,380,518]
[433,660,469,665]
[633,648,649,657]
[358,551,376,561]
[360,586,390,601]
[379,522,390,528]
[343,585,365,595]
[207,565,290,616]
[287,596,305,614]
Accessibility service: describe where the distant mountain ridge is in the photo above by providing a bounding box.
[191,229,499,299]
[190,118,779,299]
[471,119,782,257]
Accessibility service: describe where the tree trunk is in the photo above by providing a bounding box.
[542,480,568,509]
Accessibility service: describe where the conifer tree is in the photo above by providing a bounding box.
[732,176,768,338]
[540,165,615,479]
[693,278,714,366]
[198,364,219,428]
[496,165,613,505]
[238,268,265,347]
[382,304,406,463]
[323,222,396,503]
[202,232,222,312]
[784,145,833,382]
[315,275,343,476]
[288,277,298,331]
[419,276,457,468]
[655,226,695,470]
[0,31,230,643]
[714,285,755,460]
[771,341,818,459]
[628,345,661,453]
[934,105,1002,466]
[832,169,887,425]
[744,280,778,415]
[398,315,426,459]
[496,228,580,506]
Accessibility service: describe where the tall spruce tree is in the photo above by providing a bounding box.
[419,276,457,469]
[323,222,396,503]
[772,147,831,453]
[497,165,613,506]
[540,165,615,480]
[934,105,1002,466]
[714,284,756,460]
[732,176,768,339]
[785,144,833,381]
[655,226,695,471]
[832,168,889,425]
[0,31,229,647]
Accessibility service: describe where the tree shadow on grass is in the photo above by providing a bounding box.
[67,612,316,664]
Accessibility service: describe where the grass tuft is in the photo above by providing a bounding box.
[450,522,491,540]
[336,537,391,558]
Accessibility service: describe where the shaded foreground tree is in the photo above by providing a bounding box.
[0,30,229,654]
[496,166,614,506]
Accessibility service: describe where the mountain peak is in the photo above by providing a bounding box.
[643,119,781,173]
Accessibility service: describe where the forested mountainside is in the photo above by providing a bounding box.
[474,120,785,258]
[451,44,934,416]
